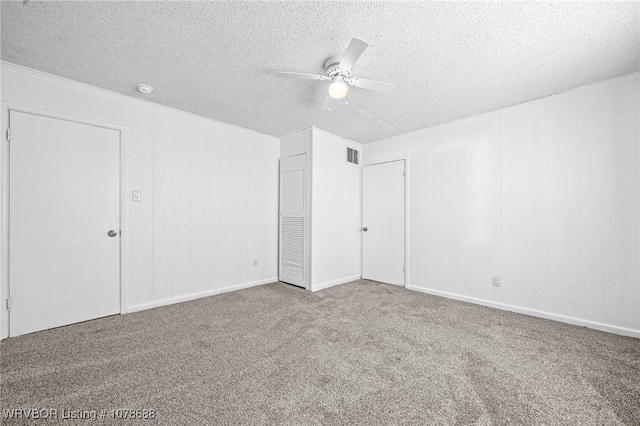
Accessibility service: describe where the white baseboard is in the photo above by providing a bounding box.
[311,274,361,292]
[406,285,640,339]
[127,277,278,313]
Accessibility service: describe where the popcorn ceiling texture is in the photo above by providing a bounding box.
[1,1,638,143]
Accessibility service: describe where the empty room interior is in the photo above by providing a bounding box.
[1,1,639,425]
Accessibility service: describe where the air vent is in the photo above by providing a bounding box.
[347,147,359,165]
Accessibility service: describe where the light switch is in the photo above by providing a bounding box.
[132,191,141,202]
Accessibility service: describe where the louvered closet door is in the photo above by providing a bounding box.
[279,154,307,288]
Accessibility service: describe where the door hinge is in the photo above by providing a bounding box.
[402,170,406,177]
[402,265,406,272]
[6,129,12,141]
[6,298,11,310]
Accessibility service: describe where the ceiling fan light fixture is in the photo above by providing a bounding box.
[329,80,348,99]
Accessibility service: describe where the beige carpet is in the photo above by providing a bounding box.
[1,280,639,425]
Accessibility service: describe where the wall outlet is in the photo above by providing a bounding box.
[132,191,141,202]
[493,276,501,287]
[252,259,258,267]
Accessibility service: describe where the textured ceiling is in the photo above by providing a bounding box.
[2,1,638,143]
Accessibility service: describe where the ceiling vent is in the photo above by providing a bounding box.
[347,147,359,165]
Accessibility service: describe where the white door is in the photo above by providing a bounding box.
[362,160,405,286]
[279,154,307,288]
[9,111,121,336]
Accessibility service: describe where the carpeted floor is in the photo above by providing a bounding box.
[1,280,639,425]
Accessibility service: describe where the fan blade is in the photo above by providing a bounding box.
[277,71,328,80]
[338,37,369,70]
[320,92,330,111]
[348,77,396,93]
[349,101,393,130]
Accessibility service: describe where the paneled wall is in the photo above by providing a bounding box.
[279,126,362,291]
[310,128,362,290]
[365,74,640,337]
[1,63,279,336]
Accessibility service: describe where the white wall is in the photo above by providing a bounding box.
[279,126,362,291]
[310,128,362,291]
[280,126,312,159]
[365,74,640,337]
[1,63,279,337]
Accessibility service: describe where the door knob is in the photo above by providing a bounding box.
[108,230,118,237]
[362,227,368,232]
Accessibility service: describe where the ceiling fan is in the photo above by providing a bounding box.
[277,37,395,111]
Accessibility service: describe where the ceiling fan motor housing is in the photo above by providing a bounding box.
[324,55,351,79]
